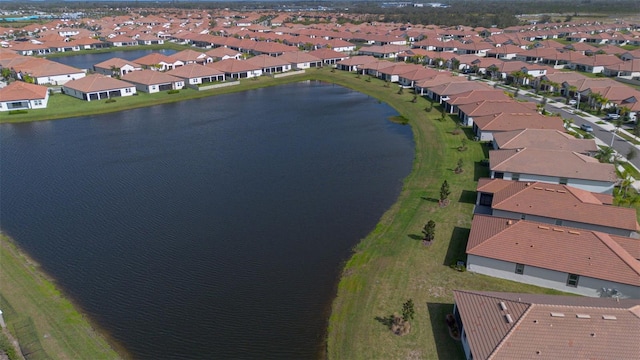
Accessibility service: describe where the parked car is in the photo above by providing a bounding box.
[606,113,620,120]
[580,123,593,132]
[568,99,577,106]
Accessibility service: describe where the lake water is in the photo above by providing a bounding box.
[0,81,414,359]
[50,49,178,70]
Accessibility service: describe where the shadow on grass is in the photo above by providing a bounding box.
[462,126,475,140]
[458,190,476,204]
[374,315,394,330]
[473,160,490,181]
[408,234,423,241]
[421,196,440,203]
[443,227,470,266]
[427,303,465,360]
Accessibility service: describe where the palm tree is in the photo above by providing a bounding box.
[487,64,500,81]
[565,85,578,104]
[595,146,615,163]
[510,70,525,87]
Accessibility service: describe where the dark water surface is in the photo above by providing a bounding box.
[0,81,414,359]
[50,48,177,70]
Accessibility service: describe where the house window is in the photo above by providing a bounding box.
[520,214,526,220]
[511,173,520,181]
[125,88,131,93]
[555,219,563,226]
[567,273,580,287]
[559,178,568,185]
[515,263,525,275]
[34,100,42,106]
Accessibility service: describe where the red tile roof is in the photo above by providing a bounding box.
[63,74,133,93]
[0,81,48,101]
[454,290,640,360]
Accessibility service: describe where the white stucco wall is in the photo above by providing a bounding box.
[467,255,639,298]
[498,172,614,194]
[36,71,86,85]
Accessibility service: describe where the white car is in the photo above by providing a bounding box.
[607,113,620,120]
[568,99,577,105]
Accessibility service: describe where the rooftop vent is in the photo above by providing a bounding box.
[533,186,543,190]
[550,312,565,317]
[553,228,564,232]
[538,225,550,230]
[568,230,580,235]
[602,315,617,320]
[576,314,591,319]
[507,220,513,225]
[500,302,507,311]
[545,188,554,191]
[505,314,513,323]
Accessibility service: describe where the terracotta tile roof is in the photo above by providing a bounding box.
[207,58,262,73]
[493,129,598,154]
[447,89,510,105]
[479,179,635,230]
[335,55,377,66]
[490,147,616,182]
[204,47,242,59]
[397,67,440,81]
[467,215,640,286]
[458,100,538,117]
[93,57,141,70]
[245,54,291,68]
[429,81,491,97]
[474,113,565,132]
[0,81,48,101]
[4,58,84,78]
[133,52,180,66]
[278,51,321,64]
[376,63,421,76]
[121,69,182,85]
[414,74,465,89]
[453,290,640,360]
[63,74,133,93]
[172,49,209,63]
[308,48,349,60]
[165,63,223,79]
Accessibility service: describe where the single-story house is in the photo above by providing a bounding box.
[166,64,225,85]
[457,100,538,127]
[492,128,597,155]
[475,178,639,237]
[93,57,142,77]
[207,59,262,79]
[308,48,349,66]
[466,215,640,298]
[278,51,322,70]
[121,70,185,93]
[63,74,137,101]
[335,55,378,72]
[453,290,640,360]
[244,54,292,74]
[133,53,184,71]
[472,112,565,142]
[0,81,49,111]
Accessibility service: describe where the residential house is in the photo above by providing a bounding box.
[473,113,565,142]
[492,128,597,155]
[106,35,138,47]
[397,67,440,88]
[457,100,538,127]
[121,69,185,93]
[427,81,490,104]
[204,47,243,61]
[133,53,184,71]
[452,290,640,360]
[308,48,349,66]
[278,51,322,70]
[0,81,49,111]
[603,59,640,79]
[3,58,85,85]
[489,148,617,194]
[414,74,465,97]
[93,58,142,77]
[165,64,225,86]
[466,215,640,298]
[207,59,263,79]
[443,89,510,114]
[376,63,421,83]
[357,44,411,59]
[63,74,137,101]
[172,49,212,65]
[568,54,624,74]
[245,54,292,74]
[335,55,378,72]
[474,178,638,236]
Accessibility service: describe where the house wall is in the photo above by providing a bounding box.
[0,93,49,111]
[63,86,137,101]
[496,172,614,194]
[36,71,86,85]
[467,255,640,298]
[491,209,633,236]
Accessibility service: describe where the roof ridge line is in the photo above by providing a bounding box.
[487,302,534,360]
[594,232,640,279]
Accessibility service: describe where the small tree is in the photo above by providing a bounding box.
[458,138,467,151]
[422,220,436,242]
[439,180,451,205]
[402,299,415,322]
[455,158,464,173]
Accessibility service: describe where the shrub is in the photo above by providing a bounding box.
[167,89,180,94]
[105,98,116,103]
[8,110,28,115]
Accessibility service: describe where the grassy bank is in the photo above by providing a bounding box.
[0,233,123,359]
[317,71,570,359]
